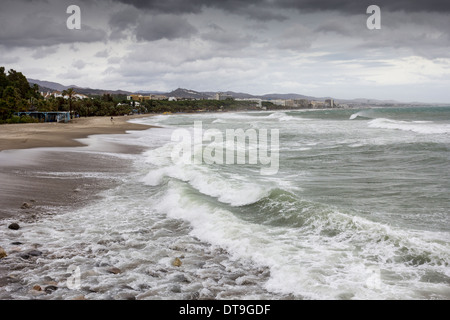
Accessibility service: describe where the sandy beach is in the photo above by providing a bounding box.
[0,114,154,219]
[0,115,156,291]
[0,115,153,151]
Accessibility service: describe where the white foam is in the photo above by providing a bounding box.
[154,183,450,299]
[368,118,450,134]
[142,162,270,206]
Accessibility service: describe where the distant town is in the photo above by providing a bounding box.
[123,92,344,110]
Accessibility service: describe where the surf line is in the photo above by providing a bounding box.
[170,121,279,175]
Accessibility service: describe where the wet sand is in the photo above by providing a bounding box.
[0,115,154,220]
[0,114,156,216]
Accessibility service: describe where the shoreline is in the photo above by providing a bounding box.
[0,117,155,292]
[0,114,154,221]
[0,114,154,152]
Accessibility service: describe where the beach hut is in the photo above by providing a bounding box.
[15,112,71,123]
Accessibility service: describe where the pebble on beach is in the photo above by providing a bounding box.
[0,247,7,259]
[172,257,182,267]
[106,267,121,274]
[20,202,32,209]
[44,285,58,294]
[32,285,42,291]
[8,223,20,230]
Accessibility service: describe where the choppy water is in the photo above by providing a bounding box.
[1,106,449,300]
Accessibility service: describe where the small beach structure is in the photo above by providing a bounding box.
[14,111,71,123]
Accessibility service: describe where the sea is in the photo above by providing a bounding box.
[1,106,449,300]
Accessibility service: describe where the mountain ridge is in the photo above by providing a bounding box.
[27,79,440,106]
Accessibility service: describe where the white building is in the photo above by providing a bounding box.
[235,98,262,108]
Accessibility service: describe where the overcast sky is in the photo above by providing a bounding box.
[1,0,450,103]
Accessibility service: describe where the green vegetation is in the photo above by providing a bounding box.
[0,67,41,123]
[0,67,143,124]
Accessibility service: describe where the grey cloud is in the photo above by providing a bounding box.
[315,20,354,37]
[0,6,107,48]
[135,15,198,41]
[276,0,450,14]
[108,6,140,40]
[0,54,20,64]
[116,0,286,21]
[200,25,255,50]
[115,0,206,14]
[72,60,87,69]
[95,49,109,58]
[276,24,314,50]
[117,0,450,16]
[358,11,450,59]
[31,46,59,59]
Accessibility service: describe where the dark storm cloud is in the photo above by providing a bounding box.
[135,15,198,41]
[0,0,106,48]
[276,0,450,14]
[117,0,450,15]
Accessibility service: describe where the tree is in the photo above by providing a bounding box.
[0,67,9,98]
[7,69,31,99]
[62,88,75,115]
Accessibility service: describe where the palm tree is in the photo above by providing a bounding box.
[62,88,75,116]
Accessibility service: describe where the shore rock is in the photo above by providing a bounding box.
[172,257,182,267]
[44,285,58,294]
[106,267,121,274]
[21,203,32,209]
[0,247,7,259]
[32,285,42,291]
[28,250,43,257]
[20,250,43,260]
[8,223,20,230]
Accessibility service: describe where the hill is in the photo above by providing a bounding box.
[27,78,132,96]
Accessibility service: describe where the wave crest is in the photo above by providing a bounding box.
[368,118,450,134]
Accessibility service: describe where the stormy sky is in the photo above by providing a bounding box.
[1,0,450,103]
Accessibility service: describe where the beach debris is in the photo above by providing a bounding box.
[32,285,42,292]
[30,285,46,296]
[0,247,7,259]
[8,223,20,230]
[172,257,182,267]
[172,274,190,283]
[106,267,121,274]
[170,285,182,293]
[19,249,43,260]
[20,202,32,209]
[44,285,58,294]
[28,250,43,257]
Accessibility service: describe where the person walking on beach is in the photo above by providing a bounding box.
[111,116,114,124]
